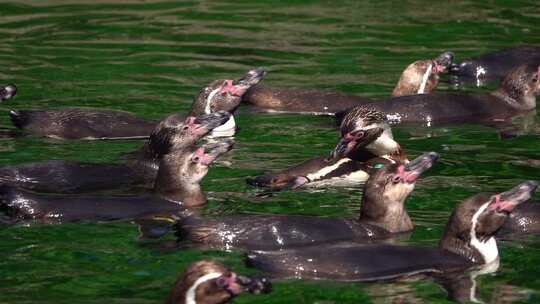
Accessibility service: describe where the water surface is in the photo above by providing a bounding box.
[1,1,540,303]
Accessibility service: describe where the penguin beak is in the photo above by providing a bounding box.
[433,51,454,73]
[488,181,538,213]
[184,111,231,136]
[237,67,266,87]
[330,127,384,159]
[235,274,272,294]
[246,174,308,190]
[401,152,439,182]
[331,137,355,159]
[221,68,266,97]
[194,111,232,131]
[197,139,235,165]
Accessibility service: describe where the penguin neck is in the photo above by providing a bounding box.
[359,182,414,233]
[392,60,438,97]
[153,155,207,207]
[439,202,499,265]
[365,129,405,162]
[131,127,180,179]
[128,144,162,181]
[165,183,207,208]
[156,178,207,208]
[439,235,487,265]
[188,87,222,117]
[208,115,236,138]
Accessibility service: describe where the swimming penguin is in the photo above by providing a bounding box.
[0,111,231,194]
[166,260,271,304]
[0,84,17,101]
[130,111,232,182]
[0,139,234,223]
[331,107,405,160]
[247,108,406,190]
[174,152,437,251]
[8,68,265,139]
[246,156,389,190]
[450,46,540,87]
[392,51,454,96]
[336,64,540,129]
[247,181,538,281]
[242,52,453,115]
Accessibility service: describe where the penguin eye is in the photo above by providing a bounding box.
[391,175,402,184]
[373,163,385,169]
[182,125,190,131]
[192,156,200,163]
[215,276,228,288]
[532,75,539,83]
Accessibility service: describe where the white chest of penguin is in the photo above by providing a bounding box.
[204,87,237,138]
[209,115,236,138]
[470,202,499,265]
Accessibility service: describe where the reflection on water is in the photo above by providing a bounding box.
[0,0,540,303]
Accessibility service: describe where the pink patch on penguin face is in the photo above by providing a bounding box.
[193,147,216,165]
[184,116,197,126]
[396,165,420,183]
[220,80,248,96]
[183,116,209,136]
[432,61,447,74]
[216,272,243,295]
[488,194,518,212]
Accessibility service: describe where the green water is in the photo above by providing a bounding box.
[1,1,540,303]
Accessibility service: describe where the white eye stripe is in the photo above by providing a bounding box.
[469,201,499,264]
[204,88,221,114]
[417,63,432,94]
[185,272,223,304]
[306,158,352,181]
[355,122,383,131]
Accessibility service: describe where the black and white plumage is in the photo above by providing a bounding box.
[247,181,538,282]
[450,46,540,87]
[336,65,540,129]
[8,68,265,139]
[339,106,386,136]
[332,106,405,163]
[0,111,231,194]
[179,152,439,251]
[248,107,406,190]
